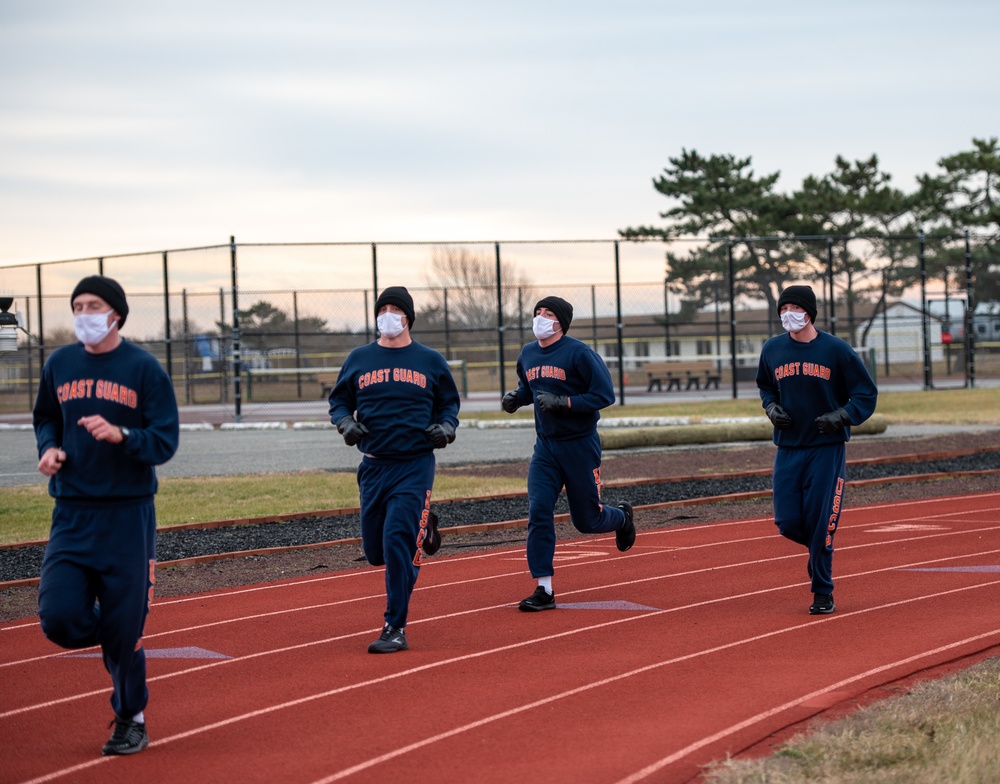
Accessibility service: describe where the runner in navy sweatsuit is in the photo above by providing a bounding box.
[329,286,460,653]
[502,296,635,611]
[33,276,179,756]
[756,285,877,615]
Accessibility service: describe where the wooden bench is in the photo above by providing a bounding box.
[644,360,722,392]
[317,371,340,397]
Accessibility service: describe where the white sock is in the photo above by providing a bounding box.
[132,712,145,724]
[538,576,553,595]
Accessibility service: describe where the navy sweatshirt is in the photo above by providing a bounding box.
[511,335,615,441]
[756,330,878,448]
[33,340,180,500]
[328,340,461,460]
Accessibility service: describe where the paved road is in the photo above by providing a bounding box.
[0,426,543,486]
[4,422,996,488]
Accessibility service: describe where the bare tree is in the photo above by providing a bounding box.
[422,248,535,330]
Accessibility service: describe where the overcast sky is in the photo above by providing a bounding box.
[1,0,997,267]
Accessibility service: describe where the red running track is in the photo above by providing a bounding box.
[2,491,1000,784]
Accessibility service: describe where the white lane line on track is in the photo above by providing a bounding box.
[5,493,994,636]
[7,513,1000,674]
[4,514,1000,671]
[14,580,1000,784]
[6,495,995,639]
[610,626,1000,784]
[6,542,1000,725]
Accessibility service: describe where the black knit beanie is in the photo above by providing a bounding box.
[776,285,817,323]
[71,275,129,328]
[534,296,573,335]
[374,286,415,328]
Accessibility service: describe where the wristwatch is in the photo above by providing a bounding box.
[120,426,131,442]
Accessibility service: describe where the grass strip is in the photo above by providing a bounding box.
[703,657,1000,784]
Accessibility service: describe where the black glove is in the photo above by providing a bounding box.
[336,415,369,446]
[815,407,851,434]
[425,422,456,449]
[501,391,521,414]
[764,402,792,430]
[536,392,570,413]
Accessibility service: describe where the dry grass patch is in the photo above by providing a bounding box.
[472,388,1000,426]
[703,657,1000,784]
[0,471,528,545]
[0,485,53,544]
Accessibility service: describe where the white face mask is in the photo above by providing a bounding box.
[74,311,117,346]
[377,312,406,339]
[532,315,559,340]
[780,310,810,333]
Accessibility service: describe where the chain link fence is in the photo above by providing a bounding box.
[1,235,997,419]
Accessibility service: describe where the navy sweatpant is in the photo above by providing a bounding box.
[357,453,435,629]
[526,431,625,577]
[38,497,156,719]
[772,443,847,595]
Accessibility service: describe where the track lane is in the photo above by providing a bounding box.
[2,492,999,784]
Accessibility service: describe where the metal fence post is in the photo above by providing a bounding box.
[919,230,932,390]
[182,289,191,405]
[882,268,891,378]
[663,278,672,356]
[727,241,738,400]
[162,251,172,379]
[943,268,953,375]
[371,243,379,315]
[495,242,506,394]
[614,241,625,405]
[827,237,837,336]
[25,297,34,409]
[35,264,45,369]
[964,230,976,388]
[230,236,242,422]
[293,291,302,399]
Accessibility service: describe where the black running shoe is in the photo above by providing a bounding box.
[518,586,556,612]
[368,624,408,653]
[102,716,149,756]
[615,502,636,552]
[422,510,441,556]
[809,593,836,615]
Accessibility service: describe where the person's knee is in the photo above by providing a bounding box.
[776,520,808,545]
[39,608,97,649]
[363,549,385,567]
[572,515,604,534]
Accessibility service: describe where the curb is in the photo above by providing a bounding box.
[599,414,890,450]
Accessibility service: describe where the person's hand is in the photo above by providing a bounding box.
[38,447,66,477]
[336,415,369,446]
[77,414,125,443]
[815,407,851,434]
[425,422,456,449]
[764,402,792,430]
[536,392,570,413]
[501,391,520,414]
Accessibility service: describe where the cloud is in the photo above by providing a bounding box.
[0,0,998,267]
